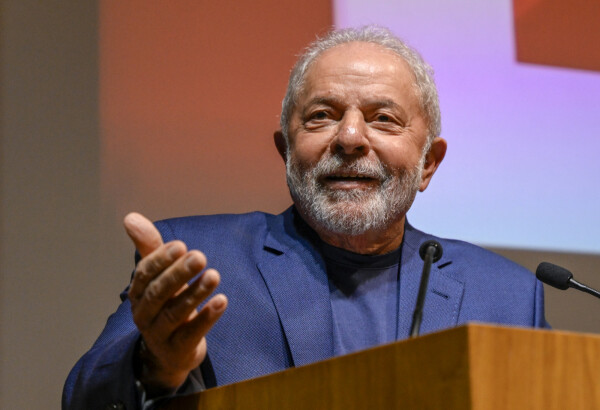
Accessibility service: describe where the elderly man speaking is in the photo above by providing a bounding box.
[63,26,548,410]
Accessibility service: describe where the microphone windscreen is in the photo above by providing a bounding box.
[536,262,573,290]
[419,240,443,262]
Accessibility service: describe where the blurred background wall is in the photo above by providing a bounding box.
[1,1,598,408]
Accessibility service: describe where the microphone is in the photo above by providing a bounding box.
[410,240,443,338]
[536,262,600,300]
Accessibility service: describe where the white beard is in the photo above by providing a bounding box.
[286,151,424,236]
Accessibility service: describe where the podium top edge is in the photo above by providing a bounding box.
[434,322,600,340]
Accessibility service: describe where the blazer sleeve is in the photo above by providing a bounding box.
[62,295,143,410]
[534,279,551,328]
[62,218,206,410]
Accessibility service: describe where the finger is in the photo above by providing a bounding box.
[128,240,187,303]
[133,250,207,331]
[124,212,164,258]
[171,293,228,352]
[153,269,221,335]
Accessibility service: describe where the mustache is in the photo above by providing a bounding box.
[310,155,389,180]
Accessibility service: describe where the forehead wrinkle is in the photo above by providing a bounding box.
[295,44,423,124]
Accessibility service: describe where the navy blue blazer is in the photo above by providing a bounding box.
[63,208,548,409]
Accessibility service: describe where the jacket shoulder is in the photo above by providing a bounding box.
[151,211,285,261]
[155,211,273,239]
[406,223,534,280]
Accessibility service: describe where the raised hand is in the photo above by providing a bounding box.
[123,212,227,394]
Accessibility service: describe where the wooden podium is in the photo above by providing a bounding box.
[163,324,600,409]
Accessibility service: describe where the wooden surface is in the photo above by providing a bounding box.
[162,324,600,409]
[468,325,600,409]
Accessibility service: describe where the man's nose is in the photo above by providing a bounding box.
[330,111,370,156]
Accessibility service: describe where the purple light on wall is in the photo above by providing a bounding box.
[334,0,600,253]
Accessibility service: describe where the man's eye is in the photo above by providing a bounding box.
[309,111,328,120]
[375,114,391,122]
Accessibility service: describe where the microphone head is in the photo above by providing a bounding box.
[419,240,443,263]
[536,262,573,290]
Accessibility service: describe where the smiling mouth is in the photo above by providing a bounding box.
[326,175,375,181]
[321,173,380,189]
[324,171,378,180]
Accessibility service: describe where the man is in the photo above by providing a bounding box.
[63,26,548,410]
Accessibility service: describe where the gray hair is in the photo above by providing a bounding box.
[280,25,441,146]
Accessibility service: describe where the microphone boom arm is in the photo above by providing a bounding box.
[410,241,443,338]
[569,278,600,299]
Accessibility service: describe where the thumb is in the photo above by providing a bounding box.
[123,212,164,257]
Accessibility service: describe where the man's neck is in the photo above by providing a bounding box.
[304,214,406,255]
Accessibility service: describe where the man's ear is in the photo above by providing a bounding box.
[419,137,447,192]
[274,130,287,163]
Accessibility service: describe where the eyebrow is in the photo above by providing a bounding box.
[366,99,403,111]
[303,96,345,110]
[303,96,405,114]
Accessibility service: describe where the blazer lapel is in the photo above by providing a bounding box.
[398,224,465,338]
[256,210,334,367]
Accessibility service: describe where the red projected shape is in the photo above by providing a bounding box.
[513,0,600,72]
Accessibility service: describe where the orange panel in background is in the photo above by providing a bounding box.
[513,0,600,72]
[100,1,332,220]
